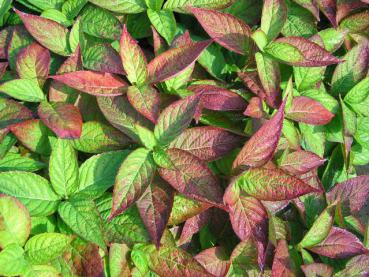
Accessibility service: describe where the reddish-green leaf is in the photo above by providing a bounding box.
[238,72,266,99]
[244,97,264,118]
[110,148,156,219]
[317,0,337,27]
[287,96,334,125]
[179,208,212,245]
[195,247,230,277]
[154,93,201,146]
[38,101,82,139]
[233,167,319,201]
[280,150,326,175]
[15,42,50,86]
[0,98,33,132]
[272,239,295,277]
[169,126,242,161]
[190,7,252,55]
[51,71,128,96]
[0,62,7,79]
[301,263,333,277]
[136,180,174,247]
[120,25,148,86]
[147,40,211,83]
[308,227,369,259]
[265,36,341,67]
[261,0,287,41]
[336,254,369,276]
[232,99,286,171]
[158,148,224,207]
[14,9,71,56]
[127,85,160,123]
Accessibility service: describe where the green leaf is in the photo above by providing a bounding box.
[81,4,122,40]
[41,9,73,26]
[25,0,64,10]
[58,199,106,249]
[0,79,45,102]
[109,243,131,277]
[0,171,60,216]
[88,0,146,13]
[0,152,46,172]
[147,9,176,44]
[164,0,234,13]
[25,233,72,264]
[62,0,88,20]
[344,76,369,116]
[260,0,287,42]
[49,138,79,198]
[110,148,156,218]
[145,0,163,10]
[0,195,31,248]
[135,124,157,150]
[0,244,29,276]
[70,121,131,154]
[298,203,336,249]
[7,26,34,70]
[76,150,130,199]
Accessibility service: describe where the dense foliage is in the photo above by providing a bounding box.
[0,0,369,276]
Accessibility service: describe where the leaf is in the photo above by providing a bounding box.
[232,99,285,170]
[0,195,31,248]
[287,96,334,125]
[344,76,369,116]
[14,9,70,56]
[135,124,157,150]
[49,138,79,198]
[264,36,341,67]
[0,171,60,216]
[136,180,174,247]
[0,152,46,172]
[147,39,211,83]
[88,0,146,14]
[38,101,82,139]
[10,119,53,155]
[188,84,247,111]
[195,247,230,277]
[255,52,281,108]
[158,148,224,207]
[0,244,29,276]
[164,0,234,13]
[340,10,369,34]
[25,233,72,264]
[169,126,242,161]
[15,42,50,86]
[109,243,131,277]
[308,227,369,259]
[232,167,319,201]
[272,239,295,277]
[58,199,106,249]
[110,148,156,219]
[336,254,369,277]
[148,9,176,44]
[279,150,326,175]
[120,25,148,86]
[97,95,153,141]
[7,26,34,70]
[299,203,336,249]
[260,0,287,42]
[127,85,160,123]
[228,239,259,274]
[190,7,252,55]
[154,93,201,145]
[179,208,212,245]
[331,40,369,96]
[0,98,33,131]
[0,79,45,102]
[51,71,128,96]
[81,4,122,40]
[301,263,333,277]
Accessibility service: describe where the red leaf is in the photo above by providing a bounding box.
[169,126,242,161]
[327,175,369,225]
[280,150,326,175]
[272,239,294,277]
[147,40,211,83]
[225,192,268,249]
[301,263,333,277]
[38,101,82,139]
[51,71,128,96]
[0,62,7,79]
[308,227,369,259]
[232,99,286,171]
[317,0,337,27]
[151,26,167,56]
[243,97,264,119]
[14,9,70,56]
[238,72,266,99]
[287,96,334,125]
[266,36,341,67]
[0,26,13,59]
[127,85,160,123]
[158,148,224,208]
[195,247,230,277]
[231,167,320,201]
[336,0,366,23]
[179,208,212,245]
[188,84,247,111]
[0,98,33,131]
[137,180,174,247]
[16,42,50,85]
[190,7,252,55]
